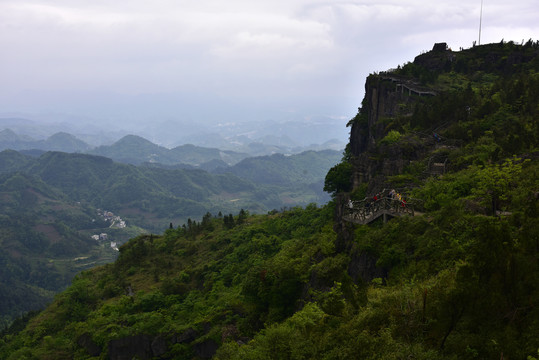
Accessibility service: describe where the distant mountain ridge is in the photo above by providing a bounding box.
[216,149,342,186]
[0,116,347,157]
[0,147,340,232]
[0,129,343,168]
[0,129,91,153]
[89,136,250,166]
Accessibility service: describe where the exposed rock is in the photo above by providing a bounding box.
[202,322,212,334]
[333,194,357,254]
[349,78,427,189]
[194,338,219,359]
[108,335,153,360]
[177,327,199,344]
[348,246,387,283]
[341,65,434,278]
[151,335,168,357]
[236,337,250,346]
[77,332,101,357]
[221,324,239,342]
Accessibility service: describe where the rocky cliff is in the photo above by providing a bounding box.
[348,74,432,193]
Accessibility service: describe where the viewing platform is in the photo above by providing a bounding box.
[342,194,419,225]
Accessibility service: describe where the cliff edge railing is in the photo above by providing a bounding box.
[343,195,420,225]
[380,74,437,97]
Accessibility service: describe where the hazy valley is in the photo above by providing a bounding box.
[0,141,341,327]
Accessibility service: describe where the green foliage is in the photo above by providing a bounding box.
[0,172,121,323]
[0,205,337,359]
[0,147,340,324]
[379,130,402,145]
[221,150,342,186]
[470,156,529,213]
[0,148,339,233]
[2,42,539,360]
[323,161,353,196]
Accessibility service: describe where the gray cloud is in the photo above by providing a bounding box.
[1,0,538,132]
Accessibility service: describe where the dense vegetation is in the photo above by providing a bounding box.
[0,149,338,233]
[1,41,538,359]
[0,148,339,327]
[0,172,123,328]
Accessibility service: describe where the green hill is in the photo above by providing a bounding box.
[0,172,123,327]
[89,136,249,167]
[0,151,243,232]
[169,144,248,166]
[218,150,341,186]
[89,135,172,165]
[0,149,34,172]
[39,132,92,153]
[1,41,538,359]
[0,148,339,325]
[0,130,92,153]
[0,149,338,233]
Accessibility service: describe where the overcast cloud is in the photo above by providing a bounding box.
[1,0,538,135]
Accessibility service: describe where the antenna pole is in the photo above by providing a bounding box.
[478,0,483,45]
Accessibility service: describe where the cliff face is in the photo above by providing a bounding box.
[337,46,448,278]
[347,40,539,194]
[349,74,430,193]
[337,40,539,283]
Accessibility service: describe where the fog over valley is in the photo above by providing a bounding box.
[1,0,537,148]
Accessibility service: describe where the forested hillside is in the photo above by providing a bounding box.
[1,41,538,359]
[216,150,340,186]
[0,172,124,328]
[0,148,339,327]
[88,136,249,167]
[0,150,338,233]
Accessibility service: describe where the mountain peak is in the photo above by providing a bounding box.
[116,134,156,145]
[0,128,22,142]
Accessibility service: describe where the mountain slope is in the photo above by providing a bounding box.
[0,149,338,231]
[0,130,92,153]
[89,135,172,165]
[1,41,538,360]
[39,132,92,152]
[89,136,250,166]
[169,144,248,166]
[216,150,341,186]
[0,172,121,325]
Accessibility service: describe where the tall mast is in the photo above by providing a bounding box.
[478,0,483,45]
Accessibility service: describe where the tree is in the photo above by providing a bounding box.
[224,214,235,229]
[323,162,353,196]
[237,209,248,225]
[472,156,528,215]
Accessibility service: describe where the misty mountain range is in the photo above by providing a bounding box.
[0,116,347,156]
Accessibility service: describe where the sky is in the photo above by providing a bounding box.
[1,0,538,136]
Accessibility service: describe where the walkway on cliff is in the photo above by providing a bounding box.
[343,194,421,225]
[380,74,438,97]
